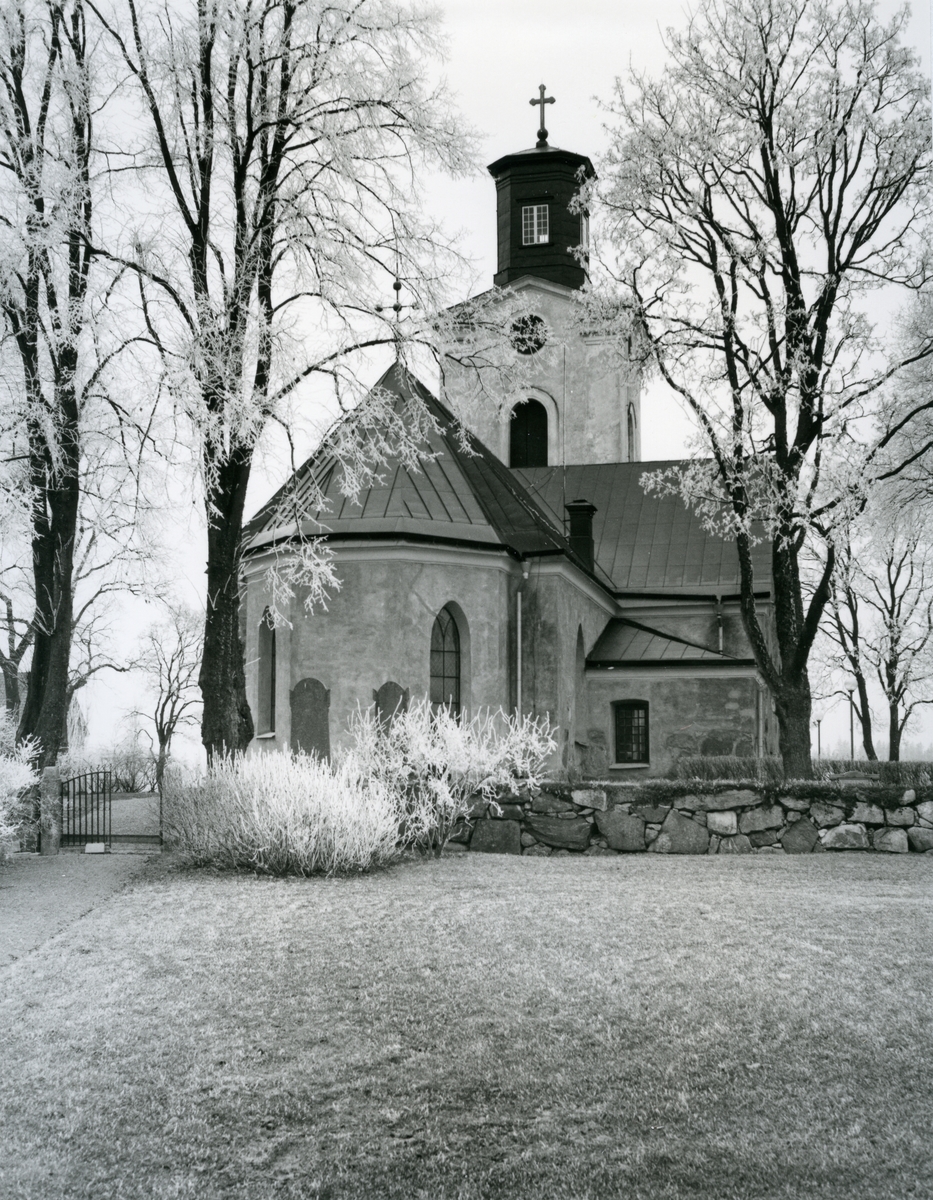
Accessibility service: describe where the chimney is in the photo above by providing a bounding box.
[565,499,597,572]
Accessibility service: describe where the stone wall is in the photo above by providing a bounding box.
[450,782,933,856]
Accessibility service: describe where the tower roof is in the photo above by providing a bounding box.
[487,140,595,291]
[487,143,595,180]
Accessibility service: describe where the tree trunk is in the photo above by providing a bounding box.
[17,438,80,768]
[774,676,813,780]
[155,742,168,795]
[764,531,823,781]
[888,703,902,762]
[199,448,254,761]
[855,675,877,761]
[1,660,21,718]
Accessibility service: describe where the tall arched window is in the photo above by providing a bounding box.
[430,606,461,716]
[257,608,276,734]
[509,399,548,468]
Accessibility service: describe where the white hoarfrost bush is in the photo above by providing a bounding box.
[349,700,557,855]
[164,701,557,874]
[0,717,39,862]
[162,753,401,876]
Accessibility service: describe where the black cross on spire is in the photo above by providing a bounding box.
[529,84,555,148]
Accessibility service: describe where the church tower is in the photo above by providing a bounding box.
[446,88,641,469]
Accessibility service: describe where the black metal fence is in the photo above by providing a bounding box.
[61,770,112,848]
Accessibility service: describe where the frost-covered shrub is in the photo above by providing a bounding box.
[164,702,556,875]
[349,700,557,855]
[0,717,39,861]
[162,753,401,875]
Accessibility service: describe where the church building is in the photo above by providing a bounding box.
[242,102,778,777]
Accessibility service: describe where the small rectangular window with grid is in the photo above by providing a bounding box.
[522,204,549,245]
[614,700,649,764]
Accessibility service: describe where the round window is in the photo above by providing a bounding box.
[510,314,547,356]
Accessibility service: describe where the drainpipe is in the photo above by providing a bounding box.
[715,594,724,654]
[517,563,529,716]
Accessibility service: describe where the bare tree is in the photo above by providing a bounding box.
[824,536,879,760]
[824,515,933,761]
[133,602,201,793]
[0,0,154,764]
[589,0,933,776]
[88,0,501,760]
[0,388,163,743]
[0,587,32,717]
[0,0,94,765]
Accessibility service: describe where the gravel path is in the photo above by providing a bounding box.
[0,852,157,966]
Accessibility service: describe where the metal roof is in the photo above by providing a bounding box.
[588,618,753,667]
[245,364,575,560]
[513,463,772,595]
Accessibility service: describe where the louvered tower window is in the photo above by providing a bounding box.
[430,606,461,716]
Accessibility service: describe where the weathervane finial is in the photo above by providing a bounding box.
[529,84,555,148]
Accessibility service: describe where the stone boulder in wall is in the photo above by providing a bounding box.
[718,834,753,854]
[470,820,522,855]
[781,818,819,854]
[810,801,845,828]
[821,823,869,850]
[648,809,709,854]
[738,804,784,835]
[526,814,593,851]
[572,788,608,812]
[632,804,671,823]
[594,809,646,852]
[907,827,933,852]
[693,790,758,812]
[872,827,908,853]
[531,793,575,814]
[706,810,737,837]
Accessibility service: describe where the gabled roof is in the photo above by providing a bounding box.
[587,617,754,668]
[513,463,772,596]
[245,364,578,562]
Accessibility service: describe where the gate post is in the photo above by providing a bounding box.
[39,765,61,856]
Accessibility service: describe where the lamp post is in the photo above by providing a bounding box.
[815,719,822,759]
[849,690,855,760]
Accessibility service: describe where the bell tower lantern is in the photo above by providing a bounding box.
[487,86,595,290]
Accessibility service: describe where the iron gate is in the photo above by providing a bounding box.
[61,770,112,849]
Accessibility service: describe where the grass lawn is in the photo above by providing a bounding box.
[1,853,931,1200]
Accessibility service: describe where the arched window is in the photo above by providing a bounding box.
[509,399,548,468]
[257,608,276,734]
[627,404,637,463]
[430,606,461,716]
